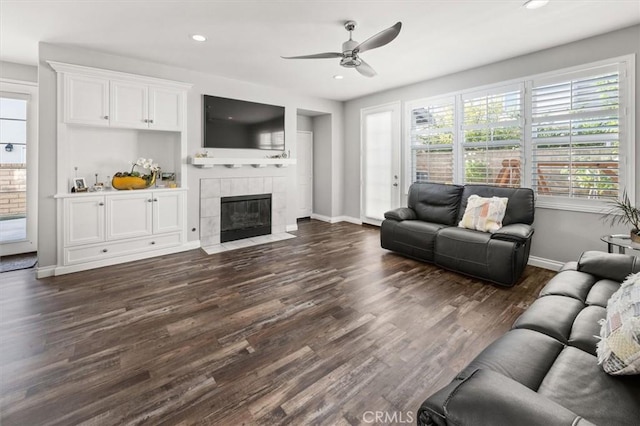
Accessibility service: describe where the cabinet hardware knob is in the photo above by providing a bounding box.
[393,183,398,187]
[148,199,153,202]
[104,115,109,120]
[150,241,156,245]
[153,198,158,202]
[102,248,108,253]
[149,119,154,124]
[98,202,104,206]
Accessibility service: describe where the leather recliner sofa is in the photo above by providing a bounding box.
[417,251,640,426]
[380,183,535,286]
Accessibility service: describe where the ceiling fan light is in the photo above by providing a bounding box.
[524,0,549,9]
[191,34,207,42]
[333,75,344,80]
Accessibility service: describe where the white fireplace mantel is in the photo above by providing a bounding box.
[190,157,296,169]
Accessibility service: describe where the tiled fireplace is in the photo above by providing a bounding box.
[200,176,287,247]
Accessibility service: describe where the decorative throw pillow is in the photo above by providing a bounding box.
[597,272,640,375]
[458,195,508,233]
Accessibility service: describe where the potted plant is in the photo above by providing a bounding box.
[112,158,159,190]
[602,190,640,243]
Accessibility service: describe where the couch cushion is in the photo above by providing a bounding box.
[408,182,463,225]
[457,185,534,226]
[390,220,447,261]
[458,328,564,391]
[539,270,598,302]
[513,295,585,344]
[538,346,640,426]
[569,306,607,356]
[458,195,508,233]
[585,279,620,308]
[434,227,492,278]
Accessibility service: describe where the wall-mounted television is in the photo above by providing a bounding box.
[203,95,285,150]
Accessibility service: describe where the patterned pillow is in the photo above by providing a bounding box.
[458,195,508,233]
[597,272,640,375]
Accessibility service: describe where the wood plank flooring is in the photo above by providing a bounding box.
[0,220,556,425]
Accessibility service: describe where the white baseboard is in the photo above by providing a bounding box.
[286,224,298,232]
[528,255,564,271]
[310,214,363,225]
[36,265,56,278]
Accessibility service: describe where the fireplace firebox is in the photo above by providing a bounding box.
[220,194,272,243]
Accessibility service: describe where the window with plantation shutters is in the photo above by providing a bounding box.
[403,56,632,212]
[531,65,621,200]
[408,97,455,185]
[461,85,523,187]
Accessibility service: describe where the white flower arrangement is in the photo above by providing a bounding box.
[114,157,159,182]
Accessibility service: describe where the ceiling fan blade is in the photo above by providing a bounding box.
[281,52,343,60]
[356,59,377,77]
[353,22,402,54]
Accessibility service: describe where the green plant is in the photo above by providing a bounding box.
[602,190,640,235]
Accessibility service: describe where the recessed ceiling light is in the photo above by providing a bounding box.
[524,0,549,9]
[191,34,207,42]
[333,75,344,80]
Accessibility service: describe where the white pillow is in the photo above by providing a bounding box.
[458,195,508,233]
[597,272,640,375]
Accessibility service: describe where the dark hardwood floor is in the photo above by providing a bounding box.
[0,220,556,425]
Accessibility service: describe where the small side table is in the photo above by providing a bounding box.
[600,234,640,254]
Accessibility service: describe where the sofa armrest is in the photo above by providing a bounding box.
[491,223,534,243]
[577,250,640,282]
[384,207,417,221]
[418,369,595,426]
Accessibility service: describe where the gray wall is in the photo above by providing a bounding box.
[37,42,343,269]
[297,115,313,132]
[312,114,332,217]
[343,25,640,264]
[0,60,38,82]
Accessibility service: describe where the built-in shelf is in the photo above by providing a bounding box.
[190,157,296,169]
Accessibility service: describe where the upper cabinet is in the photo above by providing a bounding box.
[64,74,110,126]
[50,61,189,132]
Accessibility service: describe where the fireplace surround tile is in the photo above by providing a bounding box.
[200,175,288,246]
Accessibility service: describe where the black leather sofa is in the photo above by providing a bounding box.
[418,251,640,426]
[381,183,535,286]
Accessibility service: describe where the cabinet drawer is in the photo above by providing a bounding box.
[64,232,182,265]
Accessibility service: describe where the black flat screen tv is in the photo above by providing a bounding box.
[203,95,285,150]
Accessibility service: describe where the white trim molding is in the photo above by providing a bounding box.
[528,255,564,271]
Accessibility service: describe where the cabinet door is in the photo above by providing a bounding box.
[64,74,110,126]
[65,196,105,246]
[106,193,153,240]
[148,86,182,131]
[110,80,148,129]
[153,191,183,234]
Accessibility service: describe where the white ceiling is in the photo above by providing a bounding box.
[1,0,639,101]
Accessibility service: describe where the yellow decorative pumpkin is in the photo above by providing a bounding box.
[112,172,156,190]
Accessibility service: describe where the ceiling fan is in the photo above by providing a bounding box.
[281,20,402,77]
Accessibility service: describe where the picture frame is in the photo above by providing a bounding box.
[161,172,176,181]
[73,177,87,192]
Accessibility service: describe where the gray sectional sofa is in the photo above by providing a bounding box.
[380,183,535,286]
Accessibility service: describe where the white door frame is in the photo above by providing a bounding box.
[360,101,402,226]
[0,79,38,256]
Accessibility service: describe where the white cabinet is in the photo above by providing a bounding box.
[106,193,153,240]
[64,74,110,126]
[153,191,183,233]
[148,86,183,131]
[60,190,186,269]
[65,196,106,246]
[110,80,149,129]
[110,82,183,131]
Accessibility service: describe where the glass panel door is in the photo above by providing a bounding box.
[0,83,37,257]
[361,102,401,225]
